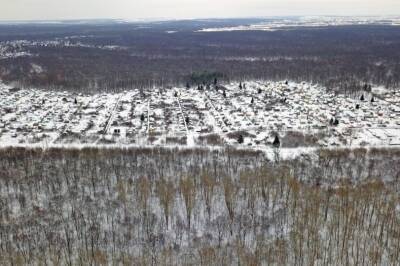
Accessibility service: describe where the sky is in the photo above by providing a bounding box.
[0,0,400,21]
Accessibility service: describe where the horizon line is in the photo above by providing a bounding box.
[1,15,400,24]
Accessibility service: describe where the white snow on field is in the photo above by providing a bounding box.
[0,39,127,60]
[0,80,400,148]
[198,16,400,32]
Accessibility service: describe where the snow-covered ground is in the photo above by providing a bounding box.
[198,16,400,32]
[1,80,400,148]
[0,39,126,60]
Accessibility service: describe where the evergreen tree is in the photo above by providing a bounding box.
[334,118,339,126]
[185,117,190,125]
[251,97,254,105]
[239,82,242,90]
[238,134,244,144]
[273,135,280,147]
[356,104,360,109]
[360,94,365,101]
[140,113,145,122]
[371,97,375,103]
[223,90,226,98]
[74,98,78,105]
[214,78,218,85]
[186,82,190,89]
[258,88,262,94]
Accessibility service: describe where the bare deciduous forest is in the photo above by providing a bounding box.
[0,147,399,265]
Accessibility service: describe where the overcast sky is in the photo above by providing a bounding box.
[1,0,399,21]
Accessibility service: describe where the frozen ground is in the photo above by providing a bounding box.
[198,16,400,32]
[1,80,400,148]
[0,39,126,61]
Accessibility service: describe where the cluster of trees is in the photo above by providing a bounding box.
[0,146,399,264]
[1,23,400,93]
[188,71,223,87]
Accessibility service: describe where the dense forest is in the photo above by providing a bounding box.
[1,20,400,92]
[0,146,399,265]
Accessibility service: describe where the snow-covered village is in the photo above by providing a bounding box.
[1,80,400,148]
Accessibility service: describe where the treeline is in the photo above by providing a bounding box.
[1,24,400,93]
[0,146,399,265]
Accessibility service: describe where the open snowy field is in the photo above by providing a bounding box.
[1,80,400,148]
[198,16,400,32]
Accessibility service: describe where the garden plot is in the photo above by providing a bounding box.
[0,80,400,147]
[359,128,400,146]
[162,90,186,134]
